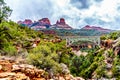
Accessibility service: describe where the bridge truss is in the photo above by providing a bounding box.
[61,36,100,46]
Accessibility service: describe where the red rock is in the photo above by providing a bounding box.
[17,19,33,25]
[0,72,16,78]
[55,18,66,25]
[23,19,33,25]
[82,25,111,32]
[17,21,23,24]
[53,18,72,30]
[17,18,73,30]
[60,18,66,25]
[56,20,59,24]
[39,18,51,25]
[0,60,12,72]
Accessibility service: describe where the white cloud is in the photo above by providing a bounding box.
[4,0,120,30]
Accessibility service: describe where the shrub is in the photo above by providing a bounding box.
[27,42,64,74]
[2,42,17,56]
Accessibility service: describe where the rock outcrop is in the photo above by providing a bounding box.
[18,19,33,26]
[100,37,120,56]
[38,18,51,26]
[112,37,120,56]
[18,18,51,29]
[0,59,45,80]
[52,18,73,30]
[82,25,111,32]
[17,18,73,30]
[0,58,84,80]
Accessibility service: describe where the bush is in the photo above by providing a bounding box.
[27,41,68,74]
[2,42,17,56]
[81,62,98,78]
[112,57,120,77]
[70,55,85,76]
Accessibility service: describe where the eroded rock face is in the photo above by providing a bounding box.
[100,39,113,48]
[113,37,120,47]
[38,18,51,26]
[112,37,120,56]
[58,18,66,25]
[17,19,33,26]
[83,25,111,32]
[17,18,73,30]
[53,18,72,30]
[0,59,45,80]
[0,59,84,80]
[0,72,29,80]
[114,47,120,56]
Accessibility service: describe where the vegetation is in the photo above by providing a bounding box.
[0,0,12,23]
[42,28,110,36]
[100,31,120,40]
[27,41,74,75]
[0,21,74,75]
[1,20,120,79]
[0,21,43,55]
[70,48,98,78]
[1,0,120,79]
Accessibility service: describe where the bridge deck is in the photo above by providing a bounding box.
[60,36,101,46]
[60,36,100,39]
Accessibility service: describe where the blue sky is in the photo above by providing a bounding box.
[5,0,120,30]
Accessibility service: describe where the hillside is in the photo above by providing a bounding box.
[1,21,120,79]
[68,31,120,79]
[45,28,112,36]
[0,21,84,79]
[18,18,112,36]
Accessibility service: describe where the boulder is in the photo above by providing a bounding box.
[60,63,70,74]
[74,77,85,80]
[113,37,120,56]
[0,72,29,80]
[0,72,15,78]
[113,37,120,47]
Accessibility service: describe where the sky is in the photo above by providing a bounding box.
[4,0,120,30]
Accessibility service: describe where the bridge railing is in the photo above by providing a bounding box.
[60,36,100,46]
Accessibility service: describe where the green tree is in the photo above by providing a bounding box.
[27,42,62,75]
[0,0,12,23]
[70,55,85,76]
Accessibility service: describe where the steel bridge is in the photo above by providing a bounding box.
[60,36,100,46]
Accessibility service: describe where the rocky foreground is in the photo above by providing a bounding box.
[0,57,84,80]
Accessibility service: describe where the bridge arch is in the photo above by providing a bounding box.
[61,36,100,47]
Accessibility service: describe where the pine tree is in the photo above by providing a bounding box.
[0,0,12,23]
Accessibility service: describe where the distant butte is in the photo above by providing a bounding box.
[17,18,73,30]
[52,18,72,30]
[82,25,111,32]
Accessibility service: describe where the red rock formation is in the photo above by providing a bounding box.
[23,19,33,25]
[53,18,72,30]
[56,20,59,24]
[56,18,66,25]
[83,25,91,29]
[0,60,45,80]
[17,18,73,30]
[60,18,66,25]
[114,47,120,56]
[17,21,23,24]
[0,59,85,80]
[101,39,113,48]
[17,19,33,25]
[38,18,51,25]
[83,25,111,32]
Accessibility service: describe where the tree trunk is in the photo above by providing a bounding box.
[0,20,1,23]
